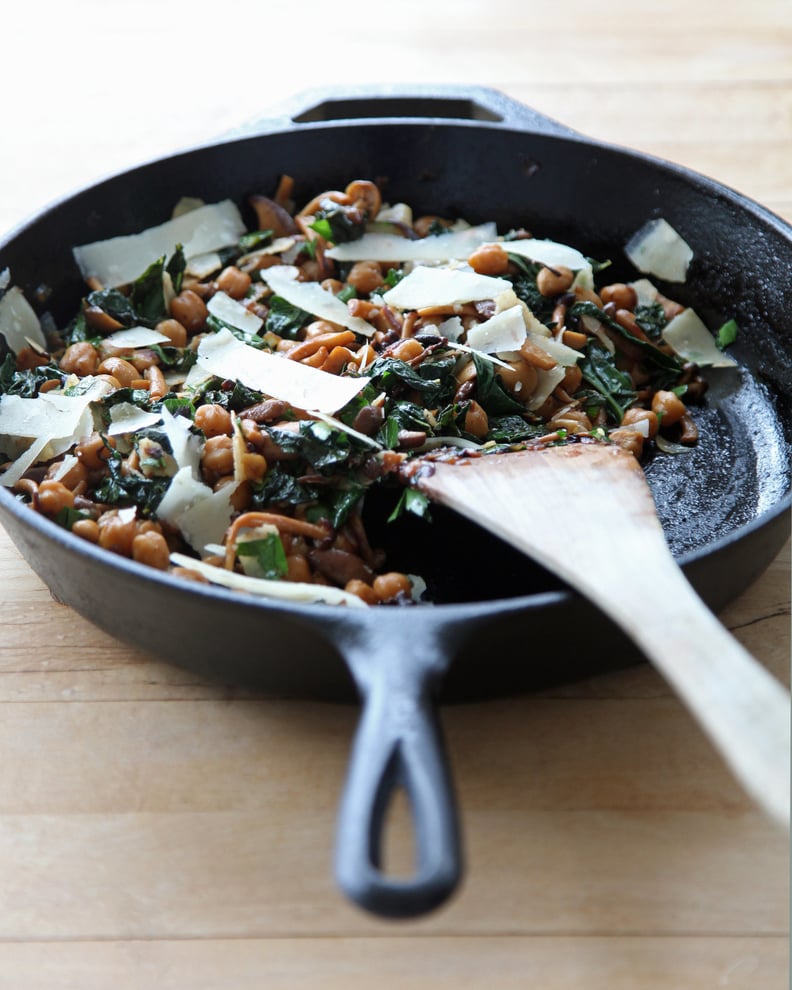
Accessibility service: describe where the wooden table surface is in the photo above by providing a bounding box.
[0,1,789,986]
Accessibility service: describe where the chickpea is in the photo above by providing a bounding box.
[194,403,233,437]
[60,341,98,376]
[215,265,252,300]
[75,433,115,471]
[468,243,510,276]
[346,261,384,295]
[72,518,100,544]
[97,512,137,557]
[286,554,312,583]
[46,458,87,491]
[201,435,235,481]
[495,358,538,398]
[372,572,412,603]
[155,318,188,348]
[561,364,583,393]
[536,265,574,297]
[651,389,686,427]
[169,289,208,334]
[390,338,424,362]
[132,530,170,570]
[549,409,592,434]
[94,374,122,391]
[239,452,268,482]
[463,400,489,439]
[15,348,50,370]
[622,407,659,439]
[413,216,450,238]
[600,283,638,311]
[129,349,160,372]
[96,356,138,388]
[345,579,379,605]
[608,427,645,458]
[37,480,75,516]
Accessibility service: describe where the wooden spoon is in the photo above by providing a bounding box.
[404,441,790,826]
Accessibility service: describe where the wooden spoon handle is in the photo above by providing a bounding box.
[594,551,790,825]
[413,445,790,825]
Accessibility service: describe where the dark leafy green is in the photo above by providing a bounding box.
[579,343,636,421]
[265,295,311,340]
[471,353,525,415]
[0,355,62,397]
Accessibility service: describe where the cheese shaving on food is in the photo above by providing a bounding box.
[156,468,237,556]
[0,286,47,354]
[194,328,367,413]
[661,308,738,367]
[169,552,369,606]
[625,218,693,283]
[466,305,527,354]
[73,200,246,288]
[207,291,263,335]
[260,266,376,337]
[498,238,591,272]
[325,223,497,263]
[107,403,163,436]
[103,326,172,349]
[381,266,512,310]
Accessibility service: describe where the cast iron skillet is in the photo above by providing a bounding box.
[0,86,790,918]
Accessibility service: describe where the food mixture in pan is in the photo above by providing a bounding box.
[0,177,738,606]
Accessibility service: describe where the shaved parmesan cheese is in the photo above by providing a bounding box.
[73,200,246,288]
[381,266,512,311]
[185,252,223,279]
[104,326,171,349]
[168,552,368,607]
[524,332,580,367]
[435,316,464,341]
[310,411,382,449]
[526,365,566,411]
[625,218,693,283]
[0,286,47,354]
[0,436,49,487]
[0,379,106,440]
[374,203,413,225]
[417,436,483,452]
[662,308,738,367]
[172,196,205,218]
[207,291,263,335]
[499,238,591,272]
[326,223,497,263]
[445,342,512,370]
[159,406,202,475]
[108,403,163,436]
[466,305,526,354]
[195,329,367,413]
[157,467,236,555]
[260,266,375,337]
[629,278,659,307]
[237,237,297,267]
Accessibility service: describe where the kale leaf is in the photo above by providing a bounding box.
[265,295,311,340]
[0,355,62,397]
[578,343,636,421]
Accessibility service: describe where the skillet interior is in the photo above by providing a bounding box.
[0,115,790,699]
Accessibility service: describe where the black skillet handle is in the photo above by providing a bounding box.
[229,84,577,140]
[332,615,462,918]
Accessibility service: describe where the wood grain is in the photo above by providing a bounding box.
[0,0,789,985]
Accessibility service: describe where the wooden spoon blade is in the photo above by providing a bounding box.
[408,442,791,826]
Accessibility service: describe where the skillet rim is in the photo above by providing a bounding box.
[0,111,790,624]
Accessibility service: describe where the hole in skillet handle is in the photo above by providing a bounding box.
[333,613,462,918]
[227,85,578,140]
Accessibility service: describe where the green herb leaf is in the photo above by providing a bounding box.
[716,318,739,350]
[388,488,432,523]
[166,245,186,296]
[236,531,288,580]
